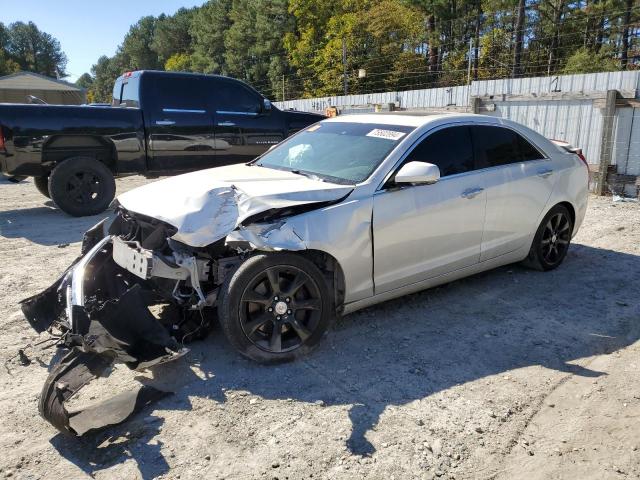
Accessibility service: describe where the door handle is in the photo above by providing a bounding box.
[155,120,175,126]
[461,187,484,199]
[217,121,236,126]
[537,168,553,178]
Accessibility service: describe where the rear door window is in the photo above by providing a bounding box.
[143,74,207,115]
[403,126,474,177]
[471,126,520,168]
[518,134,545,161]
[472,125,545,168]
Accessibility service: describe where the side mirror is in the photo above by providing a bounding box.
[394,161,440,185]
[262,98,272,114]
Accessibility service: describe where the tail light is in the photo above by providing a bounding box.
[575,149,588,168]
[0,127,5,150]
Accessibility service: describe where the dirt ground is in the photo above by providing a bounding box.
[0,175,638,480]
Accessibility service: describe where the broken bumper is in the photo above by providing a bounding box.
[19,220,186,436]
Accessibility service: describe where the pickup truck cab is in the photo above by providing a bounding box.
[0,70,323,216]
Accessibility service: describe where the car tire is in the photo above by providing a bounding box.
[48,157,116,217]
[523,204,573,271]
[33,175,50,198]
[218,253,334,364]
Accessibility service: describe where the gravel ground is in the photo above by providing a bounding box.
[0,175,638,480]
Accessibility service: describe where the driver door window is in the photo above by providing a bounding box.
[215,81,261,115]
[403,126,474,177]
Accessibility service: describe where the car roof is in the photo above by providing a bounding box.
[323,112,501,128]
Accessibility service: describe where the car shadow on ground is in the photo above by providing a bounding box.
[48,243,640,479]
[0,206,110,246]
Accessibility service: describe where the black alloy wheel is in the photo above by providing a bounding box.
[525,204,573,271]
[48,156,116,217]
[218,253,334,363]
[540,212,571,264]
[240,265,322,353]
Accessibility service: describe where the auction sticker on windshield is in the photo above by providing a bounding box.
[366,128,406,141]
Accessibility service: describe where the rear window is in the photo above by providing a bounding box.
[471,125,544,168]
[112,75,141,108]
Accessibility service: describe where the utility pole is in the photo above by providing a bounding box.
[467,38,473,86]
[466,38,473,112]
[342,38,348,96]
[282,74,285,101]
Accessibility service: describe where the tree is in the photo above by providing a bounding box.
[190,0,233,74]
[165,53,192,71]
[83,0,638,101]
[562,47,619,74]
[620,0,633,69]
[223,0,294,99]
[75,73,94,89]
[152,8,195,65]
[512,0,526,77]
[4,21,67,77]
[119,16,161,71]
[89,55,123,103]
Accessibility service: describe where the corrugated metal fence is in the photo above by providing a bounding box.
[275,71,640,194]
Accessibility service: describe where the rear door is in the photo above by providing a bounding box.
[207,78,285,165]
[470,125,555,261]
[373,125,486,293]
[143,74,216,172]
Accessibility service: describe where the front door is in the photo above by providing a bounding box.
[145,75,216,172]
[373,126,486,294]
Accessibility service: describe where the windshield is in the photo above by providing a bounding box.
[255,122,415,184]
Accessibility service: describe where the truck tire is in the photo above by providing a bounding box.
[33,175,50,198]
[48,157,116,217]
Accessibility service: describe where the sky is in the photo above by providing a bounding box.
[3,0,207,82]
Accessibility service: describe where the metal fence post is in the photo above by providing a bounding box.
[471,96,481,114]
[596,89,618,196]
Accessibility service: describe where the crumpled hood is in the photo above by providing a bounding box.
[117,164,353,247]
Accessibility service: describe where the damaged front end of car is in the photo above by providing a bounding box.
[20,211,246,436]
[20,166,355,435]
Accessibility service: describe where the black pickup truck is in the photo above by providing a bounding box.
[0,71,323,216]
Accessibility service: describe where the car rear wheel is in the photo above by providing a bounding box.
[48,157,116,217]
[33,175,50,198]
[524,204,573,271]
[218,253,334,364]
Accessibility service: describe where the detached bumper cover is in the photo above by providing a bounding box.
[19,221,184,436]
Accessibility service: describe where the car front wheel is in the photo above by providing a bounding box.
[218,253,334,363]
[524,204,573,271]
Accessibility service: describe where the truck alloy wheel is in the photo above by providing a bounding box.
[48,156,116,217]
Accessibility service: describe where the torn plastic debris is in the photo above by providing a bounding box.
[226,221,307,251]
[20,227,188,436]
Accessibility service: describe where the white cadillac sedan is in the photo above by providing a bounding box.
[24,113,589,367]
